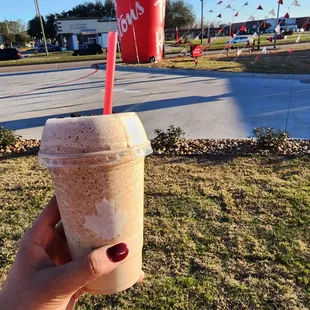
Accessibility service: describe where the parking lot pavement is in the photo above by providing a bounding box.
[0,66,309,139]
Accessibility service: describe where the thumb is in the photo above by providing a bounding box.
[38,243,129,295]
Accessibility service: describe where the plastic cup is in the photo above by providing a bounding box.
[38,113,152,294]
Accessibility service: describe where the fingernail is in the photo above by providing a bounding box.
[107,243,129,263]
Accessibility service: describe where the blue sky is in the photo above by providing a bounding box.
[0,0,309,24]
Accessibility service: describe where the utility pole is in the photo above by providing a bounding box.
[34,0,48,56]
[274,1,281,49]
[201,0,204,46]
[257,22,261,50]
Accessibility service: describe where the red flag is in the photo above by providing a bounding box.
[262,20,266,28]
[278,0,283,4]
[217,1,223,4]
[217,13,222,18]
[302,22,308,30]
[235,12,239,17]
[255,56,259,60]
[289,49,293,54]
[284,13,290,18]
[240,25,247,32]
[226,43,231,49]
[257,5,263,10]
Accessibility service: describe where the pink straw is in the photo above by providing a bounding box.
[104,32,118,115]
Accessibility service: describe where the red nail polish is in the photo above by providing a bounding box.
[107,243,129,263]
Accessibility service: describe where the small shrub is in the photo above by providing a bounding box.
[252,127,290,151]
[153,125,185,152]
[0,126,20,149]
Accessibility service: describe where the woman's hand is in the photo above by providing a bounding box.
[0,196,143,310]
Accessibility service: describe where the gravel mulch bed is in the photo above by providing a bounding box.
[1,138,309,157]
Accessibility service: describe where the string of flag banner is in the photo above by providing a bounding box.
[194,0,306,68]
[203,0,249,51]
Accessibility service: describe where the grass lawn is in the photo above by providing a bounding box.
[1,154,310,309]
[166,33,310,54]
[147,46,310,74]
[0,51,109,67]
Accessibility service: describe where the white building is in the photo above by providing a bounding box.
[56,17,118,50]
[266,17,298,31]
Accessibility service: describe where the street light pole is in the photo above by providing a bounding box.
[201,0,204,46]
[34,0,48,56]
[274,2,281,49]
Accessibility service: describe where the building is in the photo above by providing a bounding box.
[165,16,309,41]
[55,17,118,50]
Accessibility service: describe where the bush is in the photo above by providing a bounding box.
[0,127,20,149]
[252,127,290,152]
[153,125,185,152]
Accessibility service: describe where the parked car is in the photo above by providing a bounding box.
[0,48,22,61]
[227,36,253,45]
[72,44,104,56]
[37,44,62,53]
[281,30,293,35]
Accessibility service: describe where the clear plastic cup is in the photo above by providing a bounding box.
[38,113,152,294]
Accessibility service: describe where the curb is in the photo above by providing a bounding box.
[97,64,310,80]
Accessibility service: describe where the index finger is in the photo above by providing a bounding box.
[32,196,61,232]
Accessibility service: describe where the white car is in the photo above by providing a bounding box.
[227,36,253,44]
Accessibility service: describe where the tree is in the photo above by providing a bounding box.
[104,0,116,17]
[165,0,196,29]
[8,19,26,34]
[15,32,31,45]
[28,16,45,40]
[62,1,109,18]
[0,20,27,46]
[45,14,58,41]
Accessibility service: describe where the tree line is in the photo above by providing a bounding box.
[0,19,30,46]
[26,0,196,41]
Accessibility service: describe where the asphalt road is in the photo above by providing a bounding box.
[0,66,309,140]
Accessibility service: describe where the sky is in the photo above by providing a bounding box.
[0,0,309,24]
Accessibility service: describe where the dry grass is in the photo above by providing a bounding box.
[0,155,310,309]
[147,46,310,74]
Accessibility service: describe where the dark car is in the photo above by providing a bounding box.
[37,44,62,53]
[72,44,103,56]
[0,48,22,61]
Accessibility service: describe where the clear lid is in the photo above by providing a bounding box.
[38,113,152,167]
[38,144,153,168]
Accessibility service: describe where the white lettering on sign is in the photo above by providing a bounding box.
[156,29,165,57]
[154,0,166,57]
[69,23,88,31]
[154,0,166,23]
[117,1,145,37]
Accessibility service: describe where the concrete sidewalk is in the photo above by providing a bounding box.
[0,66,309,140]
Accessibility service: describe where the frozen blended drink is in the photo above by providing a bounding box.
[38,113,152,295]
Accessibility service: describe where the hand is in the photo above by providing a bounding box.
[0,196,143,310]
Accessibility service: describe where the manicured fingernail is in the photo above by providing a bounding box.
[107,243,129,263]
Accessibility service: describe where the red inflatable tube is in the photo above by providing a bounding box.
[115,0,166,63]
